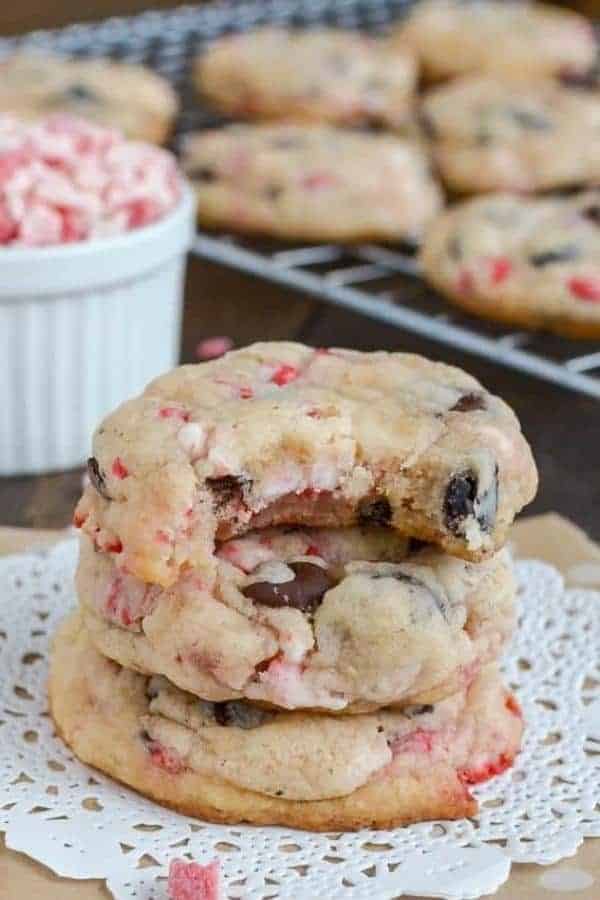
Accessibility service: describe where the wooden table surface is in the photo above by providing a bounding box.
[0,0,599,538]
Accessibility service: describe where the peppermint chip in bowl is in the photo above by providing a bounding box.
[0,113,182,246]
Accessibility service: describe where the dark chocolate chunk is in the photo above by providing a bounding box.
[406,704,434,717]
[358,496,392,527]
[243,561,334,614]
[264,183,283,201]
[560,69,600,91]
[418,111,437,140]
[582,204,600,226]
[63,83,100,103]
[213,700,271,729]
[408,537,428,554]
[528,245,580,267]
[509,108,552,131]
[206,474,249,509]
[446,234,462,261]
[87,456,111,501]
[187,166,218,183]
[450,391,487,413]
[139,728,152,743]
[444,471,478,534]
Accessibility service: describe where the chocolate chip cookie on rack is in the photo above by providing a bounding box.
[195,27,417,129]
[51,341,536,830]
[421,191,600,338]
[182,123,443,243]
[394,0,596,83]
[0,52,179,144]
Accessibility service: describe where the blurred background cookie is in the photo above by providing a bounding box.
[395,0,596,82]
[182,123,442,242]
[195,27,417,129]
[419,75,600,193]
[0,52,179,143]
[421,191,600,338]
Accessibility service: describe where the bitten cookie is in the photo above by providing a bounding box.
[181,123,442,242]
[421,191,600,339]
[50,613,523,831]
[78,525,516,712]
[394,0,596,82]
[195,27,417,128]
[419,75,600,194]
[73,342,538,583]
[0,52,179,143]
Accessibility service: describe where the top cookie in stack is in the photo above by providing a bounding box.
[75,342,536,582]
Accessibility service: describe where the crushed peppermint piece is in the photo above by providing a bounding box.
[568,275,600,302]
[195,336,233,360]
[168,858,220,900]
[111,457,129,479]
[271,364,299,386]
[0,114,182,247]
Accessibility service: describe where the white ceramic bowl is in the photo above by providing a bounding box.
[0,185,196,476]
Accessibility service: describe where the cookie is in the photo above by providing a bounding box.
[195,27,417,129]
[421,191,600,339]
[419,75,600,194]
[395,0,596,82]
[73,342,538,585]
[50,613,523,830]
[78,525,516,712]
[0,52,179,144]
[181,124,442,242]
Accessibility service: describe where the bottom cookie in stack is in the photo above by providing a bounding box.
[50,612,523,832]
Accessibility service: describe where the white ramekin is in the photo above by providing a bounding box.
[0,185,196,476]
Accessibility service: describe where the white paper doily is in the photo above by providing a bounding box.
[1,540,599,900]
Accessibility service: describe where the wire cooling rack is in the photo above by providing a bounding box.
[2,0,600,398]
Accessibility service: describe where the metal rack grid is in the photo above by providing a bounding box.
[2,0,600,398]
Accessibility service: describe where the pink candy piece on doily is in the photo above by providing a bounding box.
[195,336,234,360]
[0,114,182,247]
[168,859,220,900]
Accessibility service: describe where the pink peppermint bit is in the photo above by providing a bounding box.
[159,406,190,422]
[168,859,220,900]
[489,256,512,285]
[196,336,233,360]
[271,364,299,386]
[301,171,337,190]
[568,275,600,302]
[111,457,129,479]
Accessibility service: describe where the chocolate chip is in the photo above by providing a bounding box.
[264,184,283,200]
[406,704,434,717]
[529,245,580,267]
[408,537,428,553]
[358,496,392,527]
[560,69,600,91]
[450,392,487,413]
[509,108,552,131]
[446,234,462,261]
[444,471,478,534]
[213,700,270,729]
[87,456,111,501]
[582,204,600,226]
[206,474,249,510]
[139,728,152,743]
[63,83,100,103]
[187,166,218,183]
[243,561,334,614]
[418,111,437,140]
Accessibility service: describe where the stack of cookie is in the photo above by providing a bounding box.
[50,342,537,830]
